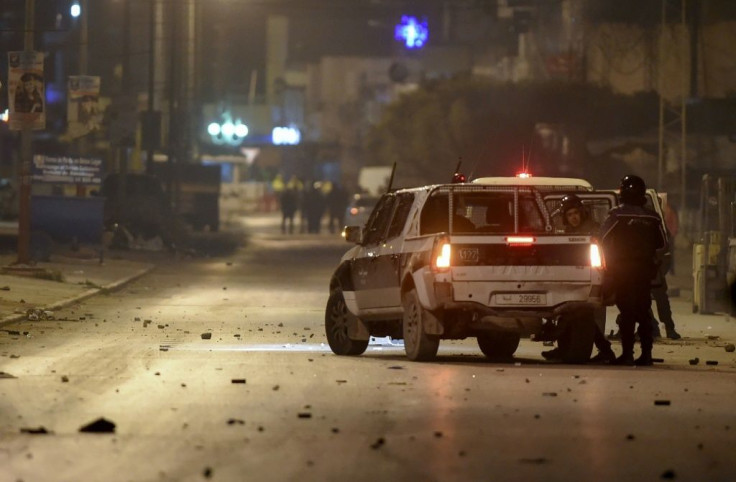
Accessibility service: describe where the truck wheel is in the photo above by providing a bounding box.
[325,289,369,356]
[558,314,595,364]
[477,332,520,361]
[402,289,440,361]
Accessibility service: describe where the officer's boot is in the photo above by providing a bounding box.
[614,326,635,366]
[635,327,654,366]
[635,348,653,366]
[665,327,682,340]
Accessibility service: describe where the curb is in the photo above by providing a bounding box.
[0,264,156,328]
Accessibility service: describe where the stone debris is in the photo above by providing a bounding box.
[79,417,116,433]
[652,358,664,363]
[654,400,671,406]
[231,379,246,384]
[705,360,719,366]
[227,418,245,425]
[201,333,212,340]
[725,344,735,352]
[20,426,52,434]
[61,375,69,383]
[370,437,385,449]
[688,358,699,365]
[542,392,557,397]
[298,412,312,419]
[26,309,54,321]
[519,457,548,464]
[660,469,676,479]
[626,434,635,440]
[203,467,213,479]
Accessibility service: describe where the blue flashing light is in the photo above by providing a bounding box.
[394,15,428,49]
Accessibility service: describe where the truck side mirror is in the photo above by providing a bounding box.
[343,226,362,244]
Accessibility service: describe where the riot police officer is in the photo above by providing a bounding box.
[542,194,617,363]
[560,194,598,235]
[600,175,667,366]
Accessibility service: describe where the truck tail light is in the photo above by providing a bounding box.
[506,236,535,246]
[432,237,451,271]
[590,243,603,268]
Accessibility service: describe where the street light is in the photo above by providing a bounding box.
[70,2,81,18]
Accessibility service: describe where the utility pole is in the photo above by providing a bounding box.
[167,0,178,207]
[76,0,89,196]
[16,0,35,265]
[657,0,688,209]
[145,0,156,173]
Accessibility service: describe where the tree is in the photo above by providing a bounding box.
[365,77,658,187]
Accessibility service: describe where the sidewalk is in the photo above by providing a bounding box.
[0,250,156,326]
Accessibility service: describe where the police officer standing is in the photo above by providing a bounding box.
[600,175,667,366]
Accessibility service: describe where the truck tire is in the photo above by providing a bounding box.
[558,314,596,364]
[402,289,440,361]
[477,332,520,361]
[325,289,369,356]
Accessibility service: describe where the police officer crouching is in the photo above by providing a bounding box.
[541,195,616,363]
[600,175,667,366]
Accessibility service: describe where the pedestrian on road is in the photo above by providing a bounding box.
[600,175,667,366]
[304,182,326,234]
[326,182,349,234]
[280,186,298,234]
[649,227,682,340]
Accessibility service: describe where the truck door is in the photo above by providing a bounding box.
[352,194,396,309]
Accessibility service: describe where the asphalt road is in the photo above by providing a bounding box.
[1,217,735,482]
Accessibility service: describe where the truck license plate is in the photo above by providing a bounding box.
[495,293,547,305]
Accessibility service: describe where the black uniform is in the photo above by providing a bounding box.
[600,203,666,364]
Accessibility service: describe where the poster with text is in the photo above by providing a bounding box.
[7,51,45,131]
[67,75,102,139]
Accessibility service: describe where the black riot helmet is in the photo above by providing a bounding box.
[560,194,586,226]
[619,175,647,206]
[560,194,584,214]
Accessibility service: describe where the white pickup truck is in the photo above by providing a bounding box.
[325,176,618,362]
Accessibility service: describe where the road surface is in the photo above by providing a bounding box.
[1,215,735,482]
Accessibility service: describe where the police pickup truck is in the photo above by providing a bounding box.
[325,176,617,362]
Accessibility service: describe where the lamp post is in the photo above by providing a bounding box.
[16,0,35,265]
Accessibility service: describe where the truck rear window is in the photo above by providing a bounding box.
[420,191,546,235]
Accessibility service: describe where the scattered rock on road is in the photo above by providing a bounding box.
[20,426,52,435]
[201,333,212,340]
[725,344,735,352]
[79,417,116,433]
[370,437,385,449]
